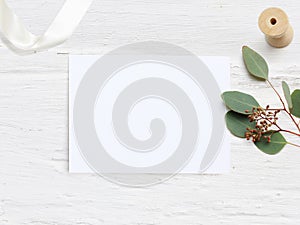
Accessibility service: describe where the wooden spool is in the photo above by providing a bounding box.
[258,7,293,48]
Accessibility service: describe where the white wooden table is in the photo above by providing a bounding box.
[1,0,300,224]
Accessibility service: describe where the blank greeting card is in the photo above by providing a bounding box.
[69,45,230,175]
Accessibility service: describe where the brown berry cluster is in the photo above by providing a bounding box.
[245,106,280,142]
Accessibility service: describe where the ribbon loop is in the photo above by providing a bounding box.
[0,0,93,54]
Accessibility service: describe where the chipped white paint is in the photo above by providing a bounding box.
[1,0,300,224]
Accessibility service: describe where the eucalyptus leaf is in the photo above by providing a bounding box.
[221,91,260,114]
[291,90,300,118]
[254,132,287,155]
[225,111,256,138]
[282,81,293,110]
[242,46,268,80]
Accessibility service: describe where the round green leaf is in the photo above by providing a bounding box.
[225,111,256,138]
[291,90,300,118]
[254,132,287,155]
[221,91,260,114]
[242,46,268,80]
[282,81,293,110]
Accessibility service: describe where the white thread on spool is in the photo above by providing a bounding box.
[258,7,293,48]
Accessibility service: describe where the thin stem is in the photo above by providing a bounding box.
[272,122,282,131]
[284,109,300,133]
[287,142,300,148]
[278,129,300,137]
[266,80,300,133]
[285,110,300,132]
[267,80,286,108]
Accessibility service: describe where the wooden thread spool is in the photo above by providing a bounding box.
[258,7,293,48]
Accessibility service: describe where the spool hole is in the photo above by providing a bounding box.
[270,18,277,25]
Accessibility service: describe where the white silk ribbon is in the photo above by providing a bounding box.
[0,0,93,55]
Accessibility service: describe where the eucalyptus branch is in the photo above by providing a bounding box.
[222,46,300,155]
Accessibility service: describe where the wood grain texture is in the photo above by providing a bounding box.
[1,0,300,224]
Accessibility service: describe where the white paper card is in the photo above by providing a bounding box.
[69,55,230,174]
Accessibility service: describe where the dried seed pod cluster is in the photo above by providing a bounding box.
[245,106,281,142]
